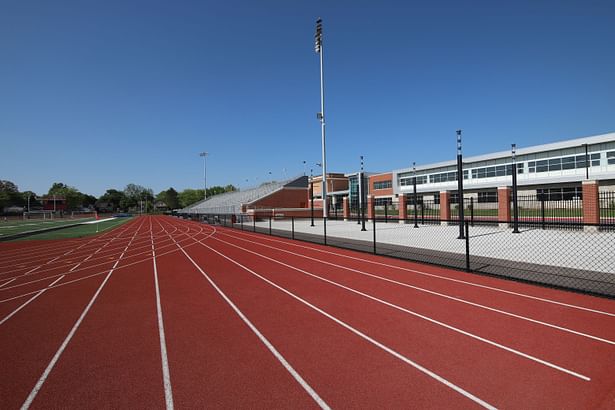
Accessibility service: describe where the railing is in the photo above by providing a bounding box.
[183,212,615,298]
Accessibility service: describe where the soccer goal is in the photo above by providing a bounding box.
[70,210,98,220]
[23,210,54,220]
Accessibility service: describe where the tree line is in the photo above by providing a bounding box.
[0,179,237,214]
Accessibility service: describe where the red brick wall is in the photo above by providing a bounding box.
[582,181,599,224]
[398,195,407,220]
[343,197,350,219]
[370,173,393,196]
[498,187,511,222]
[367,195,375,219]
[440,191,451,220]
[251,188,308,209]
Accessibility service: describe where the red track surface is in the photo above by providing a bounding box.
[1,215,614,409]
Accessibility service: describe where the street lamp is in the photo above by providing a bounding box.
[199,152,208,201]
[315,18,328,219]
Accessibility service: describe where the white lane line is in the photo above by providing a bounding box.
[163,227,330,410]
[0,278,17,289]
[217,231,615,346]
[20,221,145,410]
[151,219,174,410]
[211,235,591,382]
[189,236,495,410]
[220,227,615,317]
[1,275,65,326]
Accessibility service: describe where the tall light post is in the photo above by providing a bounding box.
[413,162,418,228]
[456,130,465,239]
[315,18,328,219]
[199,152,208,201]
[360,155,366,231]
[511,144,520,234]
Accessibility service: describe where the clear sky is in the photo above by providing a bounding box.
[1,0,614,197]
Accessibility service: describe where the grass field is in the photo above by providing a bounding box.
[0,218,96,238]
[8,218,132,241]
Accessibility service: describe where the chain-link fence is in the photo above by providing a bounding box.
[187,213,615,298]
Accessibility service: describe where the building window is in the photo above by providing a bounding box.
[562,156,575,170]
[591,153,601,167]
[374,197,393,206]
[608,151,615,165]
[373,180,392,190]
[536,160,548,172]
[528,161,535,173]
[537,187,582,201]
[478,191,498,203]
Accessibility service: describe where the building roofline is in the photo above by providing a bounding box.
[394,131,615,174]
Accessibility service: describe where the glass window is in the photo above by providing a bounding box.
[528,161,535,173]
[496,165,506,176]
[608,151,615,165]
[477,168,486,178]
[517,163,524,174]
[548,158,561,171]
[591,153,600,167]
[562,156,575,170]
[471,169,477,179]
[463,170,469,180]
[536,160,548,172]
[575,155,586,169]
[486,167,496,177]
[477,191,497,203]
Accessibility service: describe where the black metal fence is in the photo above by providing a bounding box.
[186,212,615,298]
[514,195,583,229]
[601,191,615,228]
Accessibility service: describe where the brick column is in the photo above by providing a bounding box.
[342,197,350,221]
[367,195,375,219]
[440,191,451,223]
[498,186,511,227]
[398,194,407,223]
[582,180,599,230]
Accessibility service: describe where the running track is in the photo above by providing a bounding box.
[1,215,614,409]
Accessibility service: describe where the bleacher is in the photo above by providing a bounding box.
[181,176,307,215]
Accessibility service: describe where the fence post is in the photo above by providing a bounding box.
[470,197,474,227]
[541,197,545,229]
[421,203,424,224]
[384,203,388,223]
[291,216,295,240]
[241,216,244,231]
[373,216,377,254]
[269,216,272,235]
[465,221,470,272]
[323,217,327,245]
[253,216,256,232]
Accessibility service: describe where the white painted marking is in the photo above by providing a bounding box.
[166,229,330,410]
[0,277,17,289]
[223,228,615,317]
[195,238,495,409]
[212,235,591,382]
[20,221,144,410]
[218,231,615,346]
[151,219,174,410]
[1,275,65,326]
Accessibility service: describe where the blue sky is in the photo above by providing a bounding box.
[1,0,614,196]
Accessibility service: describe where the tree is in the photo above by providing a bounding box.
[47,182,83,210]
[99,189,125,211]
[123,184,154,212]
[178,189,205,208]
[0,180,21,210]
[157,187,179,210]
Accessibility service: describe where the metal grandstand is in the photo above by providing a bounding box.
[180,176,308,215]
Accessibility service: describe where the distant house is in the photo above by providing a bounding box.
[41,196,67,211]
[3,205,24,214]
[95,200,115,213]
[154,200,169,211]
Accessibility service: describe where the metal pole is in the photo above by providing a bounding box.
[413,162,418,228]
[373,216,377,254]
[310,169,315,227]
[465,221,470,272]
[456,130,465,239]
[360,156,366,231]
[200,152,208,200]
[315,18,328,219]
[511,143,520,233]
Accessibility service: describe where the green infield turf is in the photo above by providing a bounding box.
[0,218,96,237]
[9,217,132,241]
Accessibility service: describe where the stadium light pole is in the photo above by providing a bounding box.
[360,156,366,231]
[456,130,465,239]
[315,17,328,219]
[303,160,307,176]
[413,162,418,228]
[310,168,315,226]
[511,144,520,234]
[199,152,208,201]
